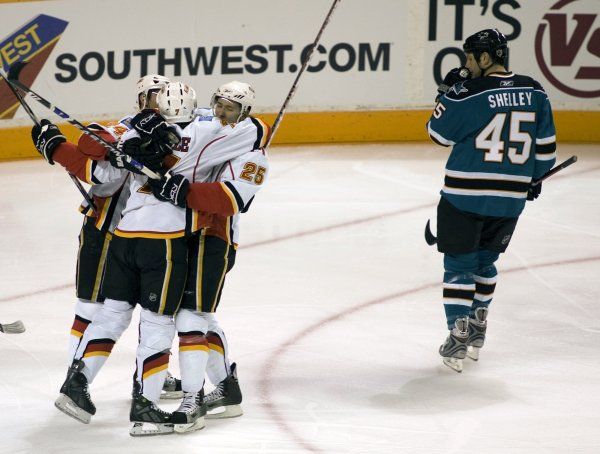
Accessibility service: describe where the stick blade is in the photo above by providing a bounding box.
[0,320,26,334]
[424,219,438,246]
[7,61,27,82]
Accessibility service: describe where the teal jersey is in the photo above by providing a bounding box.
[427,72,557,217]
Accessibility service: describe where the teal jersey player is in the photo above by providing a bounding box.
[428,69,557,217]
[426,29,558,373]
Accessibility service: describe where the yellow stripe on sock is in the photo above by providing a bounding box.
[83,351,110,358]
[142,363,168,380]
[179,345,209,352]
[208,343,224,355]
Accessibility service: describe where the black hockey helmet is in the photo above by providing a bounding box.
[463,29,508,65]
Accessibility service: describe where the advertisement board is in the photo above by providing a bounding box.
[0,0,598,158]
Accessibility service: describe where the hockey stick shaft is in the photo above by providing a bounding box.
[1,70,39,124]
[0,65,160,179]
[531,155,577,186]
[424,155,578,246]
[264,0,342,149]
[1,71,98,211]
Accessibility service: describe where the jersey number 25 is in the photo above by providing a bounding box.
[240,162,266,185]
[476,112,535,165]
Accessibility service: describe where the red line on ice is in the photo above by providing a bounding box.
[258,255,600,452]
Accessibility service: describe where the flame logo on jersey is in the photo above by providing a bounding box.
[0,14,69,119]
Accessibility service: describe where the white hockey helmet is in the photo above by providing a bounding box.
[135,74,170,111]
[210,81,255,122]
[157,82,198,124]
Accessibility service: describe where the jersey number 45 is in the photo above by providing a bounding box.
[476,112,536,165]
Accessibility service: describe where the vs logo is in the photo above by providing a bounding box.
[535,0,600,98]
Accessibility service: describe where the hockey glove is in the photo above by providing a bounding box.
[527,182,542,201]
[436,66,471,101]
[148,172,189,208]
[31,119,66,165]
[108,139,146,175]
[121,137,168,172]
[131,110,181,151]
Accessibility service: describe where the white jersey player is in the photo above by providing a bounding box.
[31,74,174,366]
[141,80,269,432]
[54,80,268,436]
[52,75,194,433]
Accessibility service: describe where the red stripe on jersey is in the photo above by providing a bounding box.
[186,182,237,216]
[192,136,226,183]
[77,131,114,159]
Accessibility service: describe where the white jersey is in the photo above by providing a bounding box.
[113,114,269,239]
[77,117,132,233]
[202,147,269,245]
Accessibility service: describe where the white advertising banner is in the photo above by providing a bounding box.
[423,0,600,109]
[0,0,598,127]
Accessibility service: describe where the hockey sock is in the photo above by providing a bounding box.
[68,299,102,365]
[205,314,231,385]
[136,309,175,402]
[443,253,477,330]
[472,250,499,316]
[175,309,209,393]
[75,298,133,383]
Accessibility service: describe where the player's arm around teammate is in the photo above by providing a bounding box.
[142,81,269,425]
[53,76,191,436]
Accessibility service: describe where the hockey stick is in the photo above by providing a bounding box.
[0,69,98,212]
[0,62,160,179]
[531,155,577,186]
[264,0,342,148]
[0,320,26,334]
[424,155,579,246]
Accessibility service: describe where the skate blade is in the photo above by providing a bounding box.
[206,404,243,419]
[55,394,92,424]
[129,421,174,437]
[442,357,463,373]
[160,390,184,400]
[467,346,480,361]
[174,416,205,433]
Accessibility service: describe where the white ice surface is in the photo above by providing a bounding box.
[1,143,599,454]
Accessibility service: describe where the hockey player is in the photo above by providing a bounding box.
[30,74,170,365]
[55,80,268,436]
[426,29,557,372]
[147,81,269,429]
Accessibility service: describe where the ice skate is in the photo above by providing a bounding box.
[129,393,174,437]
[172,390,207,433]
[439,317,469,373]
[205,362,243,419]
[467,307,488,361]
[160,371,183,400]
[54,359,96,424]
